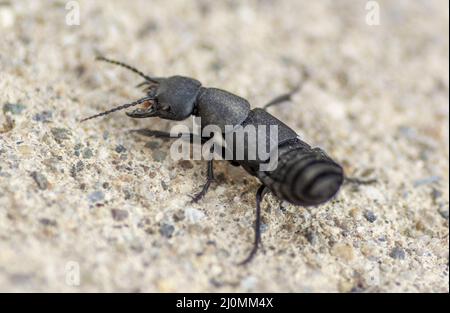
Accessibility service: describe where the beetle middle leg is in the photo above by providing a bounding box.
[131,129,202,142]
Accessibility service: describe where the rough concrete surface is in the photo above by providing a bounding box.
[0,0,448,292]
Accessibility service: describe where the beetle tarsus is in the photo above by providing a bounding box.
[344,176,377,185]
[190,160,215,203]
[239,185,267,265]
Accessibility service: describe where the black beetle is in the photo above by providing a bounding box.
[82,57,354,264]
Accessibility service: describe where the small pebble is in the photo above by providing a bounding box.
[111,209,129,221]
[305,231,317,245]
[390,247,406,260]
[159,223,175,238]
[51,128,72,143]
[71,160,84,177]
[32,110,52,122]
[30,171,48,190]
[152,150,167,162]
[332,243,354,261]
[145,141,160,150]
[364,210,377,223]
[161,181,169,190]
[173,210,185,222]
[115,145,127,153]
[74,144,82,156]
[39,218,57,227]
[82,147,93,159]
[431,188,442,204]
[123,189,132,200]
[88,191,104,203]
[178,160,194,169]
[3,103,26,115]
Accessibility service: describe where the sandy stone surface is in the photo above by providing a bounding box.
[0,0,448,292]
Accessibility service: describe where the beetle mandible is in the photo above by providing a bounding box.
[81,57,346,264]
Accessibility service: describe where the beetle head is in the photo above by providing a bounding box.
[80,57,201,123]
[127,76,201,120]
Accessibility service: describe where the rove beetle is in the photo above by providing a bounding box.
[82,57,364,264]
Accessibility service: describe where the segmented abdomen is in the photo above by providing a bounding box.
[256,139,344,206]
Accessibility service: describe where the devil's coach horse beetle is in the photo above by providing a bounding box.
[81,57,373,264]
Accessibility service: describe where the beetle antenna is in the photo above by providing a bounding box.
[96,56,159,83]
[80,96,153,122]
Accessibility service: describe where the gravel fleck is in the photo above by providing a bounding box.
[115,145,127,153]
[173,210,185,222]
[3,103,26,115]
[39,218,57,227]
[305,231,317,245]
[161,180,169,190]
[145,141,160,150]
[30,171,48,190]
[390,247,406,260]
[159,223,175,238]
[88,191,104,203]
[332,243,354,261]
[32,110,53,122]
[82,147,93,159]
[71,160,84,177]
[152,150,167,162]
[111,209,129,221]
[178,160,194,169]
[431,188,443,204]
[51,128,72,143]
[364,210,377,223]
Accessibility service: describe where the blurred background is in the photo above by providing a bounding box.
[0,0,448,292]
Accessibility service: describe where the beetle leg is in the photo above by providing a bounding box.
[190,160,215,203]
[262,87,300,110]
[344,176,377,185]
[239,185,268,265]
[263,66,310,111]
[131,129,204,143]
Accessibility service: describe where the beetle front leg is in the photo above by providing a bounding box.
[190,160,215,203]
[131,128,201,142]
